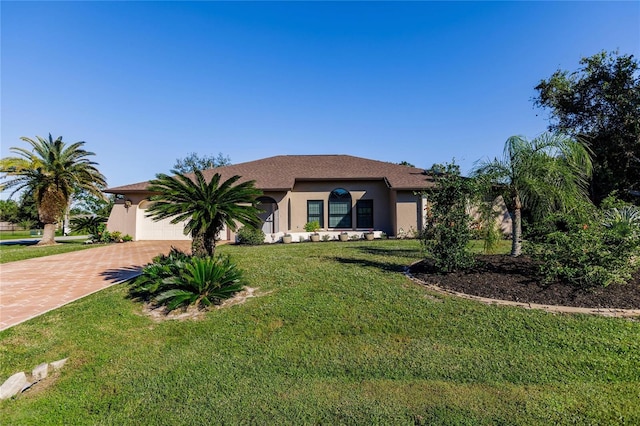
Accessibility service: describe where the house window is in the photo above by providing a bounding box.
[307,200,324,227]
[356,200,373,228]
[329,188,352,228]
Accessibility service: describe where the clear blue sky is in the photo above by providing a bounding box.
[2,1,639,191]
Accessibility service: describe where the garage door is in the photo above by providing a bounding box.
[136,203,190,241]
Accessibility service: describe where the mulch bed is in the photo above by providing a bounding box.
[409,255,640,309]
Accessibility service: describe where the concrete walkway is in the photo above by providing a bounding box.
[0,241,191,331]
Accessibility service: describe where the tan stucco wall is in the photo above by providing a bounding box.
[467,195,513,237]
[107,184,426,241]
[395,190,421,237]
[287,180,393,234]
[106,194,148,239]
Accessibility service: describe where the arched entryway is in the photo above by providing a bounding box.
[257,196,279,234]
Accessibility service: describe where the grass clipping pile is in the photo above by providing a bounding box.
[141,287,265,322]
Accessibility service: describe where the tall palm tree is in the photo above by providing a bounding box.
[472,132,593,256]
[0,134,107,245]
[146,169,263,257]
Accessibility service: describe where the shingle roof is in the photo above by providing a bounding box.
[105,155,436,193]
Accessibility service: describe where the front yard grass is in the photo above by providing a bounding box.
[1,240,638,424]
[0,240,101,264]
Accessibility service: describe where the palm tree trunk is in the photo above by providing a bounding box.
[511,195,522,257]
[203,230,216,257]
[191,233,206,257]
[38,223,57,245]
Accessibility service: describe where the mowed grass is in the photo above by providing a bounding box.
[0,240,100,264]
[1,240,638,424]
[0,230,37,241]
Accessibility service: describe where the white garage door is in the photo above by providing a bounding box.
[136,205,191,241]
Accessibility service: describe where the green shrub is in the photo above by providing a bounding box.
[419,163,475,272]
[130,249,245,311]
[130,247,191,298]
[304,220,320,233]
[71,215,106,236]
[527,215,640,287]
[602,205,640,238]
[236,226,265,245]
[122,234,133,242]
[155,255,244,311]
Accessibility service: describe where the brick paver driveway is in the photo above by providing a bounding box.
[0,241,191,331]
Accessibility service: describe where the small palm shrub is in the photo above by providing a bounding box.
[236,226,265,245]
[156,255,245,311]
[130,249,245,311]
[603,205,640,239]
[130,247,191,298]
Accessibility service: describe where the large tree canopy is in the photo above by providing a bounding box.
[173,152,231,174]
[534,51,640,203]
[0,134,107,245]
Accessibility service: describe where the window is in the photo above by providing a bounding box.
[356,200,373,228]
[329,188,352,228]
[307,200,324,227]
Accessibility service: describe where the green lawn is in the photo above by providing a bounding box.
[1,240,638,424]
[0,230,42,240]
[0,240,102,263]
[0,230,86,241]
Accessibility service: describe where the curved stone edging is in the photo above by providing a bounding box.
[404,265,640,319]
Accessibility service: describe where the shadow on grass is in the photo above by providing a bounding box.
[100,266,143,284]
[330,256,408,273]
[353,245,422,258]
[0,240,39,246]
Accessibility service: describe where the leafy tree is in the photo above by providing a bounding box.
[0,134,107,245]
[71,189,114,218]
[0,199,19,223]
[173,152,231,174]
[70,215,107,236]
[534,51,640,203]
[472,133,593,256]
[398,161,416,167]
[15,190,42,227]
[146,170,263,257]
[420,162,475,272]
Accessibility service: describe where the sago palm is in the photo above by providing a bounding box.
[0,134,107,245]
[155,255,245,311]
[472,132,593,256]
[146,169,263,257]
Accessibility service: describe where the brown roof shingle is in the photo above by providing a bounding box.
[105,155,436,193]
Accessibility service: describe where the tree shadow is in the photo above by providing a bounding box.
[330,256,408,273]
[99,266,143,284]
[0,240,39,246]
[353,246,422,259]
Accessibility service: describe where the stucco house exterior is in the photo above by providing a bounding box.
[105,155,440,242]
